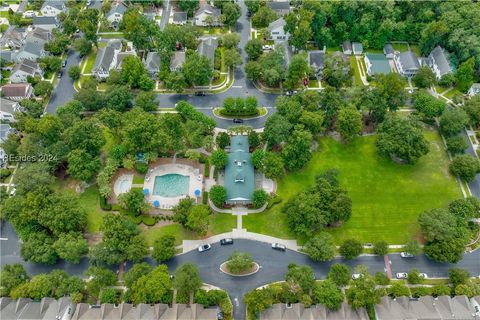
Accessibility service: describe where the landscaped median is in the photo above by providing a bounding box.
[219,251,260,277]
[212,96,268,119]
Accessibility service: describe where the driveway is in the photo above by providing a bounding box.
[44,49,81,114]
[2,221,480,320]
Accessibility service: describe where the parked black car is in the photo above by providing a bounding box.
[233,118,244,124]
[195,91,206,96]
[220,238,234,245]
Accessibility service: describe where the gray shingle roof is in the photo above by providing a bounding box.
[144,51,161,73]
[375,295,477,320]
[267,1,290,11]
[308,50,325,70]
[0,50,13,62]
[32,16,59,26]
[42,0,65,11]
[352,42,363,53]
[108,2,128,16]
[429,45,452,76]
[11,59,40,76]
[93,40,122,72]
[173,11,187,23]
[170,51,185,70]
[268,17,286,31]
[195,4,221,18]
[397,51,420,70]
[0,98,20,115]
[260,302,368,320]
[342,41,352,51]
[197,37,218,64]
[0,297,75,320]
[22,41,43,56]
[384,43,394,55]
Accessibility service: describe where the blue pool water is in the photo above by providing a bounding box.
[153,174,190,197]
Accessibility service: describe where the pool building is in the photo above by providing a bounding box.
[224,135,255,205]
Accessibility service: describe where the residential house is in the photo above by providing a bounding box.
[468,83,480,97]
[352,42,363,55]
[394,51,420,77]
[364,53,391,76]
[375,295,477,320]
[0,51,14,63]
[72,303,217,320]
[0,124,17,143]
[308,50,325,77]
[268,17,289,41]
[224,135,254,205]
[10,59,43,83]
[88,0,103,11]
[197,37,218,66]
[170,51,186,71]
[107,2,128,29]
[342,41,352,55]
[0,83,33,100]
[3,27,26,49]
[92,40,122,80]
[260,302,368,320]
[144,51,161,76]
[40,0,66,17]
[193,4,222,27]
[13,28,51,62]
[32,16,60,31]
[0,147,6,168]
[427,46,453,80]
[0,98,23,122]
[267,1,291,16]
[0,297,75,320]
[384,43,394,59]
[172,11,187,25]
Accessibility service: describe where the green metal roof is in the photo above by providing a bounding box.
[224,135,255,203]
[365,53,391,75]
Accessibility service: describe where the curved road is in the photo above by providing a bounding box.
[1,222,479,319]
[44,1,278,129]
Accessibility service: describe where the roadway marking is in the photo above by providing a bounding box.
[0,238,8,241]
[232,86,243,88]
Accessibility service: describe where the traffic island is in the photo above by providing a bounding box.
[219,251,260,277]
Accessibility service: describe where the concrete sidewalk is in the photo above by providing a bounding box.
[180,229,299,253]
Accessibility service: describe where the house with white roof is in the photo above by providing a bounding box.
[268,17,289,41]
[352,42,363,55]
[40,0,66,17]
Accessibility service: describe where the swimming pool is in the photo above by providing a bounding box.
[153,174,190,197]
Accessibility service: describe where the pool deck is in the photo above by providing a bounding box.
[143,163,203,209]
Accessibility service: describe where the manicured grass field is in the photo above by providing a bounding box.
[143,213,237,246]
[83,49,97,74]
[80,186,108,233]
[350,56,364,86]
[243,130,462,244]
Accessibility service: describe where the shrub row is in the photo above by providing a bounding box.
[266,195,282,209]
[219,109,259,117]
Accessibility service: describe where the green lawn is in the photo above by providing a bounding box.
[243,130,462,244]
[392,43,409,52]
[80,186,108,233]
[350,56,364,86]
[0,11,9,17]
[143,213,237,246]
[83,49,97,74]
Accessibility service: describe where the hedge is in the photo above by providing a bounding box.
[219,109,259,117]
[99,195,112,211]
[142,216,156,226]
[202,191,209,205]
[266,195,282,209]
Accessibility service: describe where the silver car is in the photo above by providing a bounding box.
[198,244,211,252]
[400,252,414,258]
[272,243,286,251]
[396,272,408,279]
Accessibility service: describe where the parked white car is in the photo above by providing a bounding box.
[262,45,273,51]
[198,244,211,252]
[396,272,408,279]
[419,273,428,279]
[400,252,414,258]
[23,11,36,18]
[352,273,362,280]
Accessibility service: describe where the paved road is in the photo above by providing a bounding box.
[43,0,279,129]
[2,221,479,320]
[463,128,480,197]
[44,49,81,114]
[159,0,170,31]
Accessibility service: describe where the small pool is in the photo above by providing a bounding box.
[153,174,190,197]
